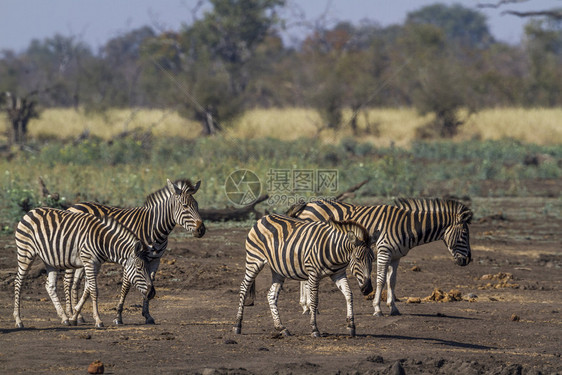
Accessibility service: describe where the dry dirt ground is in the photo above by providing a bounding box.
[0,197,560,374]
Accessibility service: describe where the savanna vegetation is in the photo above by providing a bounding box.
[1,1,561,231]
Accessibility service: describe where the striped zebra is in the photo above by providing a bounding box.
[66,179,205,325]
[13,207,155,329]
[233,214,375,337]
[287,198,473,317]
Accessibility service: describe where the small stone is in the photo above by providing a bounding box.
[510,313,520,321]
[224,339,238,344]
[87,360,104,374]
[367,355,384,363]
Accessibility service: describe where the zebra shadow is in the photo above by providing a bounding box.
[347,333,495,350]
[1,325,96,334]
[408,313,479,320]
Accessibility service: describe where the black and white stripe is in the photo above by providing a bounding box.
[233,214,375,337]
[67,179,205,324]
[13,207,155,328]
[288,198,473,316]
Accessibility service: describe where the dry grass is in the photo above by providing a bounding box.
[3,107,561,146]
[458,107,562,145]
[25,108,201,140]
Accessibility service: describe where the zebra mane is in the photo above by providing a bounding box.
[144,179,195,206]
[394,198,473,224]
[328,219,372,247]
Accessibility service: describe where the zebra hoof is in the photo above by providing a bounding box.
[311,331,321,338]
[145,317,155,325]
[233,326,241,334]
[281,329,292,337]
[69,320,78,326]
[16,322,24,329]
[96,322,104,329]
[78,317,86,324]
[62,319,70,326]
[113,318,123,325]
[373,311,383,317]
[348,328,356,337]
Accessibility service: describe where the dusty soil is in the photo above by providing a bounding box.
[0,197,560,374]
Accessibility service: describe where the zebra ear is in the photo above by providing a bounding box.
[134,242,144,257]
[370,229,381,244]
[167,179,182,196]
[347,231,358,245]
[186,180,201,195]
[460,210,473,224]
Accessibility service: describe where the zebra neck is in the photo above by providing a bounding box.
[409,211,451,248]
[144,200,177,243]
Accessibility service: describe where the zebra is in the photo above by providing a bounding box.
[233,214,376,337]
[287,198,473,317]
[13,207,155,329]
[66,178,205,325]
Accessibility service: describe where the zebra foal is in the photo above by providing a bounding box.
[13,207,155,329]
[233,214,375,337]
[67,178,205,325]
[288,198,473,317]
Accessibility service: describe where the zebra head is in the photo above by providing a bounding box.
[343,222,375,296]
[443,208,473,267]
[167,179,206,238]
[124,242,156,300]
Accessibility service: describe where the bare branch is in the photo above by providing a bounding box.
[501,10,562,20]
[477,0,529,9]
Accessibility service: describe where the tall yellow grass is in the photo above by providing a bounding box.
[3,107,561,146]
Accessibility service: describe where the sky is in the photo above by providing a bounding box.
[0,0,558,53]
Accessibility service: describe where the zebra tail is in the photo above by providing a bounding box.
[286,202,307,217]
[244,281,256,306]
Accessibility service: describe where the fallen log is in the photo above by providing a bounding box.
[200,195,269,222]
[334,179,369,201]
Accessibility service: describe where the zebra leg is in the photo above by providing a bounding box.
[87,265,104,328]
[70,285,90,326]
[373,250,390,317]
[114,275,131,325]
[233,259,265,334]
[299,281,310,314]
[331,273,355,337]
[299,280,320,315]
[267,273,290,336]
[308,274,321,337]
[44,267,70,326]
[13,254,35,329]
[142,258,160,324]
[386,260,401,316]
[64,269,73,318]
[71,268,86,323]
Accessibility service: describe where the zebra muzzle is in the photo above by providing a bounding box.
[361,280,373,296]
[194,221,206,238]
[455,255,470,267]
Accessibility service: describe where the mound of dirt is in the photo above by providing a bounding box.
[422,288,463,302]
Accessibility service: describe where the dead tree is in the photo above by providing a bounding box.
[200,195,268,221]
[4,91,40,145]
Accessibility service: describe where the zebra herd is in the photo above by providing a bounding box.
[13,178,473,338]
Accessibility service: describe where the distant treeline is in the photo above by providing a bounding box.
[1,1,561,136]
